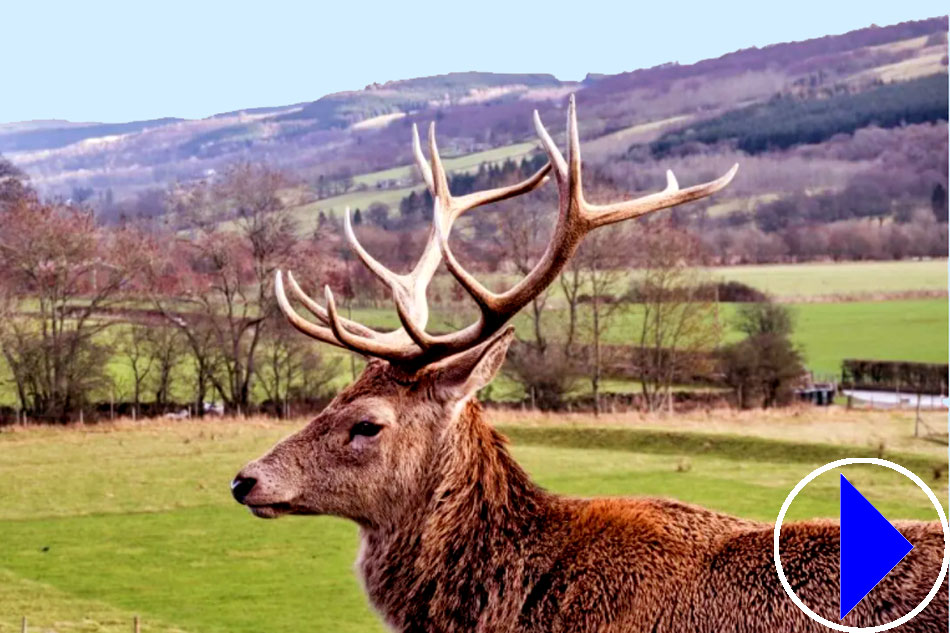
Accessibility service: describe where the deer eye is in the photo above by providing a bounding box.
[349,420,382,441]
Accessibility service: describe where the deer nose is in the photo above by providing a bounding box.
[230,476,257,504]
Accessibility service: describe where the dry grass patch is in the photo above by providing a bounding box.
[488,405,948,458]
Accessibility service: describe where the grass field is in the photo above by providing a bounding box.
[474,260,947,301]
[710,260,948,299]
[785,299,948,376]
[351,297,948,377]
[1,409,946,632]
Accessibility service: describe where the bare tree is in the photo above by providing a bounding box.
[295,350,341,405]
[255,321,340,417]
[144,324,185,410]
[0,154,33,210]
[575,229,631,414]
[631,221,720,413]
[0,196,138,421]
[490,193,586,409]
[116,324,156,418]
[255,322,302,417]
[558,256,584,352]
[492,193,555,352]
[158,163,300,415]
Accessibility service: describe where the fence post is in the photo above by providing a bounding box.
[134,615,140,633]
[915,392,922,437]
[21,616,26,633]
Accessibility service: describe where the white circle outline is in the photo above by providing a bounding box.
[773,457,950,632]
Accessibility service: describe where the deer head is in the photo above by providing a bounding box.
[231,96,737,526]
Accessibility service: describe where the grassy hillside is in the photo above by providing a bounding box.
[283,139,541,223]
[0,411,944,632]
[352,140,539,189]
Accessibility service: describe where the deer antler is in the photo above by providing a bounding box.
[277,96,737,366]
[276,122,551,363]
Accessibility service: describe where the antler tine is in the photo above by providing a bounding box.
[433,98,592,319]
[275,271,346,350]
[343,207,411,292]
[582,163,738,227]
[392,285,436,350]
[454,162,551,214]
[285,271,378,338]
[432,199,498,314]
[323,285,418,362]
[567,95,584,205]
[280,269,420,361]
[533,110,568,186]
[427,122,451,202]
[425,121,552,220]
[405,121,552,313]
[411,123,434,191]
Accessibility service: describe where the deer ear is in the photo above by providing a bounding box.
[435,327,515,402]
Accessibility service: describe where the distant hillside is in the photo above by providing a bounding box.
[648,73,949,156]
[3,15,946,206]
[0,120,97,134]
[0,117,185,152]
[280,72,565,128]
[591,16,947,94]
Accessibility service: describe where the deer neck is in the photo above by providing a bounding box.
[357,399,549,630]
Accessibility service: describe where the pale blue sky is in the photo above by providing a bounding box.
[2,1,946,124]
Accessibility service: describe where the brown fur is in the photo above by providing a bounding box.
[235,343,947,632]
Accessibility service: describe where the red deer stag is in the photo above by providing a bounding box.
[232,96,946,632]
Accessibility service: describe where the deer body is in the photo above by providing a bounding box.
[354,400,945,632]
[231,98,946,631]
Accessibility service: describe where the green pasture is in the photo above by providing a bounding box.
[470,259,947,302]
[349,297,949,378]
[787,299,948,377]
[0,415,945,632]
[601,298,948,377]
[352,141,538,188]
[290,186,417,233]
[710,260,948,299]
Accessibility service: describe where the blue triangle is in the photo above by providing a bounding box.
[840,474,914,619]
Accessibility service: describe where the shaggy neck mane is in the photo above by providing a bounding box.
[358,399,550,630]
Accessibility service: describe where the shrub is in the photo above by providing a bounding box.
[504,342,581,410]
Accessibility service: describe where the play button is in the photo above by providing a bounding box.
[839,474,914,619]
[773,457,950,631]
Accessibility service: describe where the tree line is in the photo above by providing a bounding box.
[0,158,342,423]
[647,73,949,157]
[0,152,808,423]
